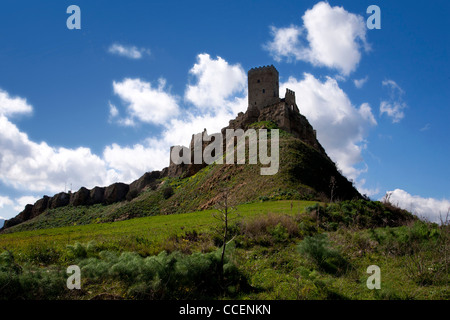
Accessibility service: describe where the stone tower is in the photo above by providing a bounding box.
[248,65,280,110]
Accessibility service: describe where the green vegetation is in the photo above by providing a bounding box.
[0,199,447,300]
[3,132,358,234]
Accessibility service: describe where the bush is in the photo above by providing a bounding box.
[163,186,174,199]
[77,245,248,299]
[238,213,299,246]
[297,234,350,276]
[0,251,66,300]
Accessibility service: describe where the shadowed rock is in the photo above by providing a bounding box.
[104,183,129,204]
[49,192,70,209]
[19,204,34,221]
[127,171,161,200]
[32,196,50,218]
[90,187,105,205]
[70,187,91,206]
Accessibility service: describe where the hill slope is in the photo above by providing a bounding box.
[2,132,361,233]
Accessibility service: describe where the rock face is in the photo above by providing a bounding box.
[127,171,161,200]
[104,183,129,204]
[1,168,169,231]
[90,187,105,205]
[32,196,50,218]
[49,192,70,209]
[70,187,91,206]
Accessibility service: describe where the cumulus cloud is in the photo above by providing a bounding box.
[0,196,13,209]
[13,195,40,212]
[185,53,246,111]
[108,43,150,59]
[385,189,450,223]
[380,79,407,123]
[354,76,368,89]
[280,73,376,181]
[0,88,33,117]
[112,78,179,125]
[103,141,169,182]
[0,114,118,194]
[265,1,369,75]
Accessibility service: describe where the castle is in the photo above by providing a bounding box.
[166,65,327,177]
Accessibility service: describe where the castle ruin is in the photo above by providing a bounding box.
[167,65,328,178]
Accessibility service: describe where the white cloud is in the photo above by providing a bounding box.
[113,78,179,125]
[108,43,150,59]
[108,102,119,118]
[354,76,368,89]
[0,196,13,208]
[13,195,40,212]
[265,1,369,75]
[380,80,407,123]
[185,53,246,111]
[280,73,376,181]
[0,114,116,194]
[385,189,450,223]
[264,25,305,62]
[0,88,33,117]
[103,141,168,183]
[356,179,380,197]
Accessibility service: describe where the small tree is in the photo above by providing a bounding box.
[212,187,240,286]
[329,176,337,203]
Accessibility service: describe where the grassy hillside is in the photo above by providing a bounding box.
[1,199,447,300]
[2,134,360,234]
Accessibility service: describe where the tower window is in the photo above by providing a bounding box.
[257,79,260,83]
[262,89,265,93]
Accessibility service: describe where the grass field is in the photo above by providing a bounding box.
[0,200,316,260]
[0,199,448,300]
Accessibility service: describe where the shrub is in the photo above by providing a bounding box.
[0,251,66,300]
[163,186,174,199]
[76,245,248,299]
[238,213,299,246]
[297,234,350,276]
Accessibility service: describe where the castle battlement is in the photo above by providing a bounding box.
[248,65,279,75]
[285,88,295,95]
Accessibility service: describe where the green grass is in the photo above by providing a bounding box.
[0,200,316,260]
[1,200,447,300]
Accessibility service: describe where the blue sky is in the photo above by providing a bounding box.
[0,0,449,222]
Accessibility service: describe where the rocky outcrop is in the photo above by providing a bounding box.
[49,192,71,209]
[104,183,129,204]
[89,187,105,205]
[70,187,90,206]
[32,196,50,218]
[1,169,165,231]
[127,171,161,200]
